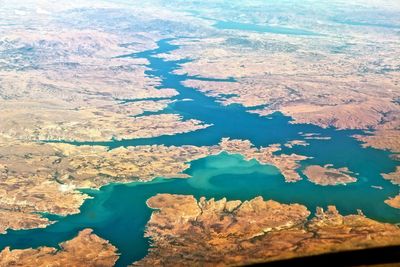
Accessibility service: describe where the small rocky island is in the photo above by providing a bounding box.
[303,164,357,186]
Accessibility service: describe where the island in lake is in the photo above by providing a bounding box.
[0,0,399,266]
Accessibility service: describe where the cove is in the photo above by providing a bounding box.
[1,38,399,267]
[56,37,399,206]
[0,152,398,267]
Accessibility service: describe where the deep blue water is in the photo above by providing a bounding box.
[0,38,398,267]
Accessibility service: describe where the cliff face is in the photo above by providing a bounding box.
[134,194,400,266]
[0,229,119,267]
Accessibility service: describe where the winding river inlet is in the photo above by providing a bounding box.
[0,39,398,267]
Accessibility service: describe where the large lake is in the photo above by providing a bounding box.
[0,39,398,267]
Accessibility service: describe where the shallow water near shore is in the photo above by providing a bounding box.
[0,39,399,267]
[0,152,398,266]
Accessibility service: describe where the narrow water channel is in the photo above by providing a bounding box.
[0,39,398,267]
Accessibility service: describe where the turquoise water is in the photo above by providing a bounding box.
[214,21,320,36]
[0,153,398,267]
[332,18,400,29]
[1,38,398,266]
